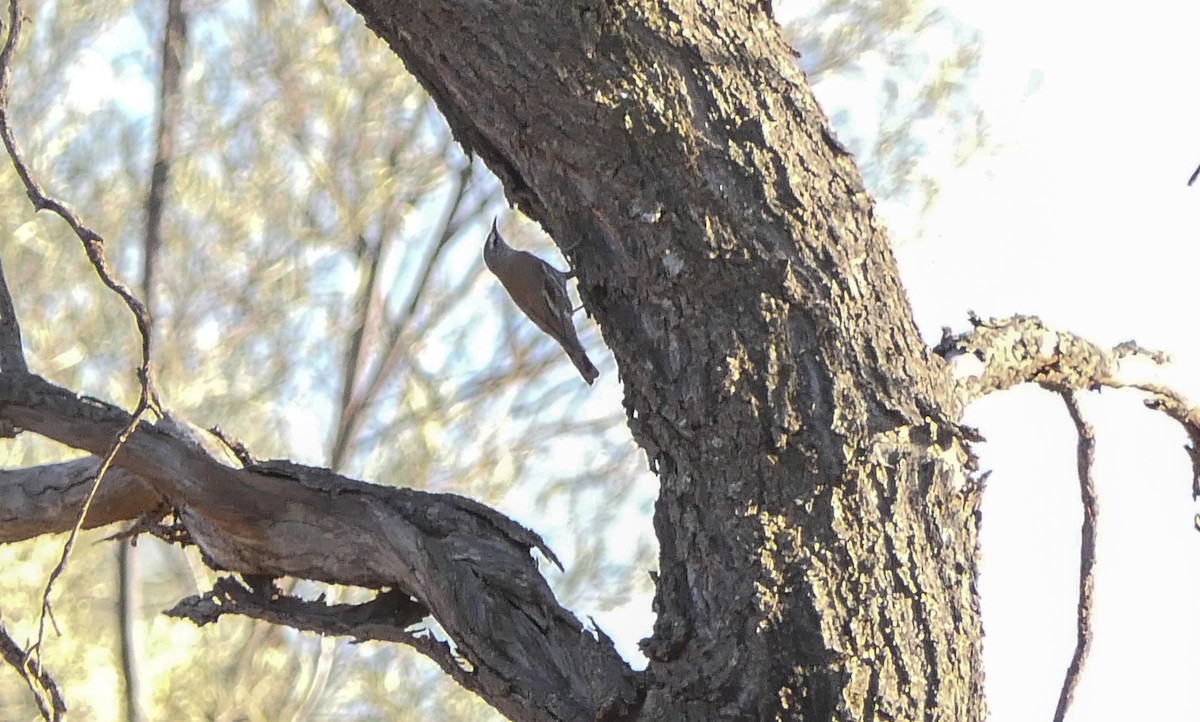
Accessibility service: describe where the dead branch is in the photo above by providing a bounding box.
[165,576,492,708]
[1053,393,1098,722]
[934,313,1112,401]
[935,313,1200,496]
[167,576,426,644]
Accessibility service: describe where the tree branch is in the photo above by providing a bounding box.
[0,622,65,722]
[142,0,187,322]
[122,4,188,717]
[935,313,1116,401]
[936,313,1200,496]
[1053,392,1098,722]
[167,576,425,638]
[0,459,163,543]
[0,372,638,720]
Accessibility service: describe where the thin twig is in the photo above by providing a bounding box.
[333,161,480,464]
[330,231,388,471]
[0,621,65,721]
[0,1,160,713]
[208,424,255,466]
[31,410,150,667]
[119,2,188,720]
[1054,392,1099,722]
[0,0,157,409]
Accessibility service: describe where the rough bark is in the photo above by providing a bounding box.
[343,0,985,719]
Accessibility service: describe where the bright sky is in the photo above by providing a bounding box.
[892,1,1200,719]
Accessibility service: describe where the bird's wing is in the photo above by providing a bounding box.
[538,259,572,317]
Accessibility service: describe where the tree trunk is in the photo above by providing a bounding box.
[345,0,986,718]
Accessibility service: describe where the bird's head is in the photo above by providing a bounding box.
[483,217,508,270]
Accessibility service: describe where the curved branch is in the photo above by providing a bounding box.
[934,313,1116,402]
[0,0,156,407]
[1135,385,1200,500]
[936,313,1200,497]
[0,373,638,721]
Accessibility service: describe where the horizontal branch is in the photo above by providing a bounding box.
[0,458,162,542]
[934,314,1115,402]
[0,372,639,721]
[936,313,1200,497]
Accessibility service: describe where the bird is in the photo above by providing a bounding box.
[483,219,599,384]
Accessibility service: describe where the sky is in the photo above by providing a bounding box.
[867,1,1200,719]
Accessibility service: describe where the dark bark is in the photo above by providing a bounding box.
[0,253,25,374]
[0,372,639,721]
[343,1,985,719]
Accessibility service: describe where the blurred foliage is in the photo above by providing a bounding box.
[780,0,987,237]
[0,0,983,720]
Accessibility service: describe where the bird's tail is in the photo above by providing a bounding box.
[569,348,599,385]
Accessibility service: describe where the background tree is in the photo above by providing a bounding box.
[0,1,1195,719]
